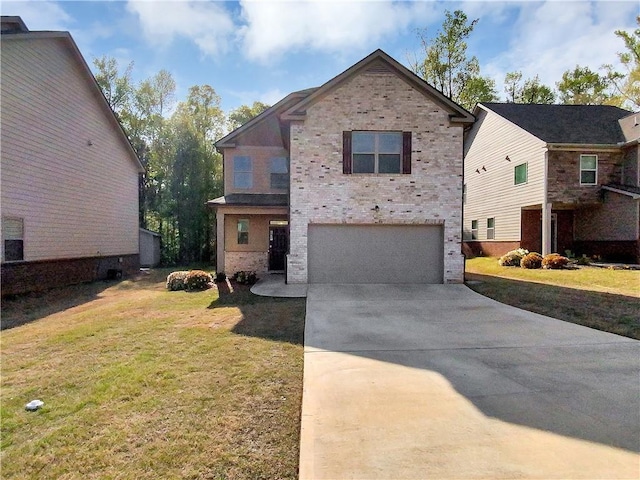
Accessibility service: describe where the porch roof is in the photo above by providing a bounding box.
[602,184,640,199]
[207,193,288,207]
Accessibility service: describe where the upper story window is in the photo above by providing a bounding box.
[2,217,24,262]
[343,131,411,174]
[233,156,252,189]
[514,163,528,185]
[580,154,598,185]
[270,157,289,189]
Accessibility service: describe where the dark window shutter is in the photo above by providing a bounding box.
[402,131,412,174]
[343,131,352,174]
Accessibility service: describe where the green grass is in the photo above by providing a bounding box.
[1,269,305,479]
[466,258,640,339]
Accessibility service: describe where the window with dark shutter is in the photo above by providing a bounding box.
[343,131,352,174]
[344,131,410,174]
[402,131,411,174]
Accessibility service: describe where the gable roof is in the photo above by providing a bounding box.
[618,112,640,144]
[1,18,144,172]
[479,103,633,145]
[282,49,474,124]
[215,88,318,148]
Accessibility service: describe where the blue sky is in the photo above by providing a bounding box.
[3,1,638,114]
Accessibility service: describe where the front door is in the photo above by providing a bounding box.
[551,213,558,253]
[269,227,287,271]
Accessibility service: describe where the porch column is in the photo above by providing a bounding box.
[542,202,552,255]
[216,211,225,273]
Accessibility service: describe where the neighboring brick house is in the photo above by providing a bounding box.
[463,103,639,262]
[1,17,144,295]
[209,49,474,284]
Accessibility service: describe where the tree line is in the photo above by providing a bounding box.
[410,11,639,111]
[94,12,637,265]
[93,57,268,265]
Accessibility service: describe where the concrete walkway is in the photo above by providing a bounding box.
[250,273,307,298]
[300,284,640,479]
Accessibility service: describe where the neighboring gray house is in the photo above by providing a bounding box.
[463,103,639,263]
[209,49,474,284]
[1,17,144,295]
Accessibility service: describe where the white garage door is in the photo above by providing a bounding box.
[308,224,444,284]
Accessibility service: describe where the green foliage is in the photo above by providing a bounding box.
[498,248,529,267]
[556,65,613,105]
[166,271,189,291]
[184,270,214,291]
[504,71,555,103]
[234,271,258,286]
[520,252,543,269]
[603,16,640,110]
[542,253,570,269]
[411,10,496,110]
[227,101,270,130]
[93,57,225,266]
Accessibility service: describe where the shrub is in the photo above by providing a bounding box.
[520,252,543,269]
[166,271,189,291]
[184,270,213,291]
[542,253,569,269]
[215,272,227,283]
[234,271,258,285]
[575,254,591,266]
[498,248,529,267]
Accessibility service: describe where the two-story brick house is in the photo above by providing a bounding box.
[463,103,639,263]
[209,49,474,284]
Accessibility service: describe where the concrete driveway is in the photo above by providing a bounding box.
[299,284,640,479]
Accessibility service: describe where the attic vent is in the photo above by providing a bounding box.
[365,62,391,75]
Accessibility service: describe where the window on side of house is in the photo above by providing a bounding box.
[233,156,252,189]
[270,157,289,189]
[343,131,411,174]
[487,217,495,240]
[580,154,598,185]
[514,163,528,185]
[471,220,478,240]
[237,219,249,245]
[2,217,24,262]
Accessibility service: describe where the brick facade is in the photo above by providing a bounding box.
[287,68,466,283]
[224,251,268,275]
[1,254,139,296]
[547,150,622,204]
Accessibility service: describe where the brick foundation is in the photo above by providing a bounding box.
[1,254,139,296]
[463,241,521,258]
[224,251,268,275]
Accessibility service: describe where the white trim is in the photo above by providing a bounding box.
[579,154,598,186]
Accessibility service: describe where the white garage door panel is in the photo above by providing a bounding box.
[308,224,443,284]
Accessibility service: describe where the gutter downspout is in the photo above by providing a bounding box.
[542,147,551,256]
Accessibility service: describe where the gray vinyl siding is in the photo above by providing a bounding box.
[464,108,546,242]
[1,37,140,262]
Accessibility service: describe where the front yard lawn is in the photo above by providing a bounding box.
[466,257,640,340]
[1,269,305,479]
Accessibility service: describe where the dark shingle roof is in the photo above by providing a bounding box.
[207,194,288,207]
[482,103,632,144]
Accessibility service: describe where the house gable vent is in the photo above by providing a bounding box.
[365,61,392,75]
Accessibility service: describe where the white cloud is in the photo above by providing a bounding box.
[1,0,72,30]
[126,0,236,57]
[484,1,638,98]
[238,0,438,62]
